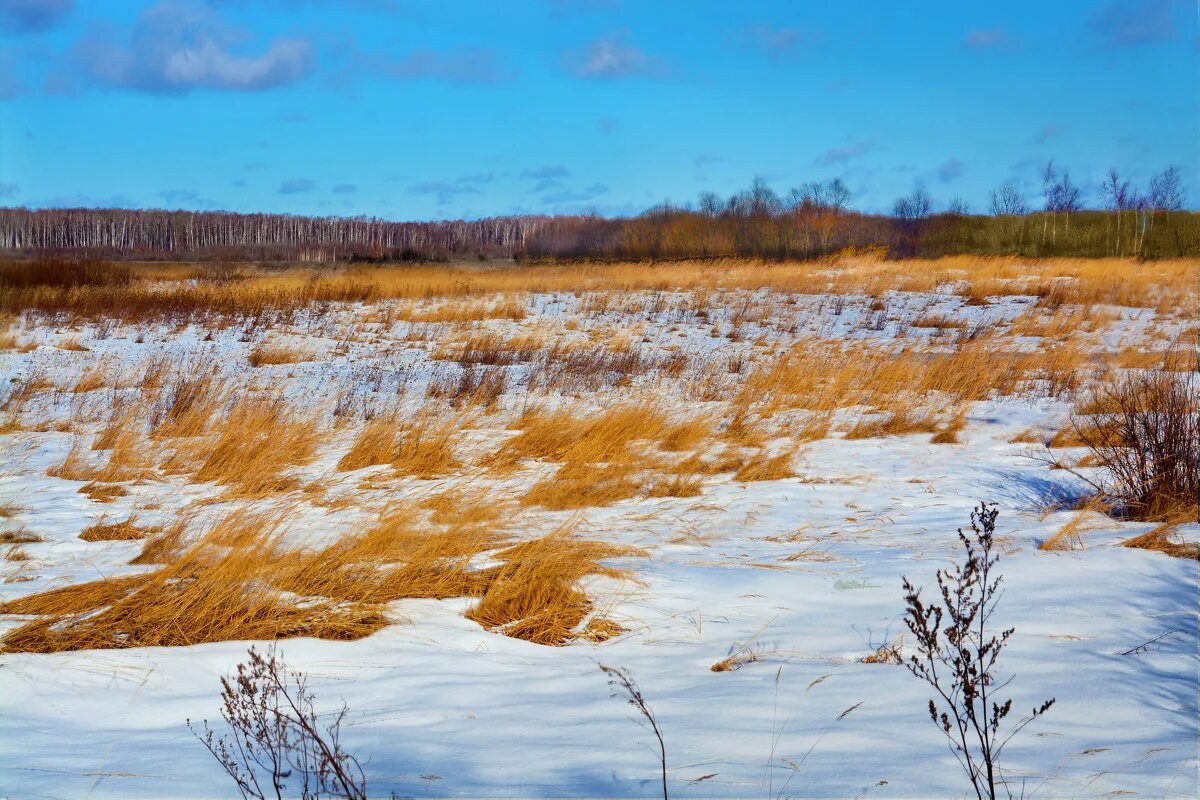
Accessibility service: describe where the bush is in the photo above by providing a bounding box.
[1071,369,1198,521]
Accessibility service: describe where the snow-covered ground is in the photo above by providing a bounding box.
[0,283,1196,798]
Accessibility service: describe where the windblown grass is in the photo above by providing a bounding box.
[78,516,155,542]
[1,511,385,653]
[466,528,644,646]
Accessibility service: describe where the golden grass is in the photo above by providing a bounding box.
[1039,499,1113,552]
[1122,515,1199,560]
[466,528,643,646]
[182,399,323,496]
[733,450,796,482]
[6,257,1195,324]
[47,438,146,483]
[644,474,704,498]
[5,254,1194,653]
[57,335,89,351]
[930,407,968,444]
[338,415,462,478]
[521,462,640,510]
[274,509,499,604]
[79,482,130,502]
[401,297,528,323]
[78,516,155,542]
[2,501,643,651]
[150,370,227,438]
[71,360,116,393]
[1,511,386,653]
[844,409,940,440]
[434,329,547,366]
[485,404,667,471]
[248,341,314,367]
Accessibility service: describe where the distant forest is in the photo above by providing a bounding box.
[1,166,1195,262]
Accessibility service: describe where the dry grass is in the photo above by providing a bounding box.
[844,409,940,440]
[274,508,500,604]
[1039,499,1113,552]
[1,500,644,652]
[248,341,314,367]
[79,482,130,502]
[1,511,386,653]
[466,528,643,645]
[931,407,968,444]
[660,416,714,452]
[151,370,228,439]
[521,462,641,510]
[1122,516,1198,560]
[57,335,90,351]
[78,516,155,542]
[0,529,41,544]
[5,257,1194,324]
[339,415,462,478]
[733,450,796,482]
[644,474,704,498]
[485,404,667,472]
[180,399,323,496]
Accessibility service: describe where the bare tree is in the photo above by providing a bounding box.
[826,178,852,213]
[947,196,970,216]
[189,646,368,800]
[697,191,723,217]
[1040,161,1057,244]
[1147,165,1185,211]
[1099,168,1139,255]
[901,504,1055,800]
[893,186,933,221]
[988,183,1026,216]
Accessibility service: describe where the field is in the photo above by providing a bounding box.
[0,254,1197,798]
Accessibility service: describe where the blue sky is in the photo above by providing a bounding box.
[0,0,1194,219]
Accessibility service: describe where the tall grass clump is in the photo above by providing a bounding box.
[1068,369,1198,522]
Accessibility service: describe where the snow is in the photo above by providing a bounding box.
[0,286,1196,798]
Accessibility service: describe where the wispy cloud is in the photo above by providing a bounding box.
[693,153,724,168]
[964,28,1021,52]
[279,178,315,194]
[408,179,482,206]
[1034,123,1061,144]
[521,165,570,180]
[157,188,221,208]
[0,0,72,35]
[541,182,608,205]
[332,183,356,194]
[813,140,873,167]
[456,172,498,185]
[52,1,313,94]
[738,24,812,59]
[1090,0,1181,48]
[563,30,665,79]
[0,182,20,199]
[936,158,965,183]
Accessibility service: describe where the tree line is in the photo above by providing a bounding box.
[0,163,1194,262]
[524,164,1195,260]
[0,208,550,262]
